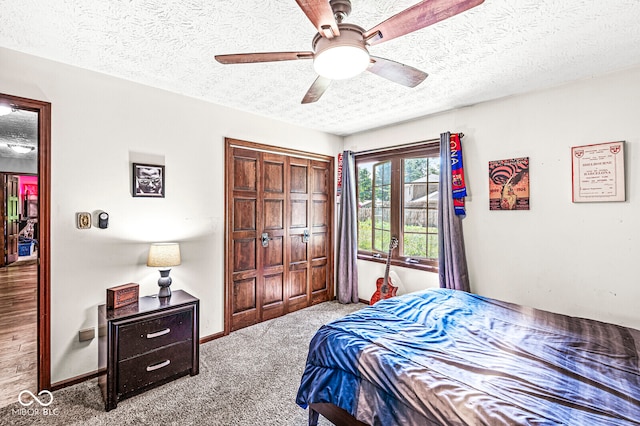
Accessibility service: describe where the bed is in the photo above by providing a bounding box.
[296,288,640,425]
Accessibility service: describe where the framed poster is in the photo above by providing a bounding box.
[572,141,625,202]
[132,163,165,197]
[489,157,530,210]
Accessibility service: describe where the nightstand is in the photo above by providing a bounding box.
[98,289,199,411]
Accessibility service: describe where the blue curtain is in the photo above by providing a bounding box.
[336,151,359,303]
[438,132,470,292]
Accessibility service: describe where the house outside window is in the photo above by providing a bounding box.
[356,142,440,271]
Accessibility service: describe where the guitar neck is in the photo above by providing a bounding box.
[383,260,391,281]
[382,247,392,289]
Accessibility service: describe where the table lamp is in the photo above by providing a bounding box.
[147,242,181,298]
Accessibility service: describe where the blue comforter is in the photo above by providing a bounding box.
[296,289,640,425]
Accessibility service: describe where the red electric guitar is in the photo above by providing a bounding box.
[370,237,399,305]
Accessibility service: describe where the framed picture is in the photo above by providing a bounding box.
[132,163,165,198]
[571,141,625,202]
[489,157,530,210]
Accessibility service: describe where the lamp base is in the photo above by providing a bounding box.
[157,269,172,298]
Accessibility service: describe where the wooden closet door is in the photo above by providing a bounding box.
[226,140,333,333]
[309,160,332,304]
[228,147,261,331]
[261,153,287,321]
[287,158,332,310]
[287,157,310,312]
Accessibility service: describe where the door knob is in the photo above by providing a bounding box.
[302,229,310,243]
[261,233,270,247]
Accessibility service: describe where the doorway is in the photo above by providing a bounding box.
[225,138,334,334]
[0,93,51,407]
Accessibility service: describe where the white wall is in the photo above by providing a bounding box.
[2,44,638,384]
[0,47,342,383]
[346,66,640,330]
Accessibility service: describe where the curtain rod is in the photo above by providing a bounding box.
[352,133,464,156]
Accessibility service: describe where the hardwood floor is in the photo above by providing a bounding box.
[0,261,37,408]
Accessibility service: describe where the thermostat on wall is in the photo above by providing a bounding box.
[98,212,109,229]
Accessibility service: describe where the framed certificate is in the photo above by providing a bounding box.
[571,141,625,202]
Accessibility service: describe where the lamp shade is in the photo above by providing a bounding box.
[147,243,181,268]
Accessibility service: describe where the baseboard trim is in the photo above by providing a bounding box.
[359,298,370,305]
[200,331,224,344]
[51,368,104,391]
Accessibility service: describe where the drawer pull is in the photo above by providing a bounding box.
[146,328,171,339]
[146,359,171,372]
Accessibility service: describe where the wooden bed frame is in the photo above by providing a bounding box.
[309,403,367,426]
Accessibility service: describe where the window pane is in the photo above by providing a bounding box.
[372,161,391,253]
[358,220,371,251]
[404,233,427,258]
[427,157,440,181]
[426,157,440,258]
[358,163,373,203]
[427,234,439,259]
[374,229,389,252]
[404,158,428,183]
[382,230,391,252]
[374,161,390,186]
[357,162,374,252]
[381,207,390,230]
[404,208,426,232]
[403,157,429,258]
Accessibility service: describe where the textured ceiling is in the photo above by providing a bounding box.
[2,0,640,136]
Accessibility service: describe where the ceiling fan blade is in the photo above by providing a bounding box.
[295,0,340,38]
[301,76,332,104]
[215,52,314,64]
[368,56,428,88]
[364,0,484,46]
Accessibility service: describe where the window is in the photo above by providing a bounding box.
[356,142,440,271]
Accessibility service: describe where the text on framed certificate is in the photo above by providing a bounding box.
[571,141,625,203]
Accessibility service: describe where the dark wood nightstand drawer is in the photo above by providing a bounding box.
[118,340,193,395]
[99,290,199,411]
[118,308,193,360]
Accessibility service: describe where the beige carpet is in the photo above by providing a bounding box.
[0,300,365,425]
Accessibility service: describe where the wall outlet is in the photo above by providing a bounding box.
[78,328,95,342]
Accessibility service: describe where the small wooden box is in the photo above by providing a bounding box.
[106,283,139,310]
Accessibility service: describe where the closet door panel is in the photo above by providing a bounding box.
[228,148,260,331]
[309,160,332,304]
[261,153,286,320]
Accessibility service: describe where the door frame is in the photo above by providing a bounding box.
[224,138,334,335]
[0,93,51,391]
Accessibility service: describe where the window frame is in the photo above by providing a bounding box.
[355,141,440,273]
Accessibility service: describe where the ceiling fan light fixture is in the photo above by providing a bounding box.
[8,144,35,154]
[314,45,370,80]
[312,24,370,80]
